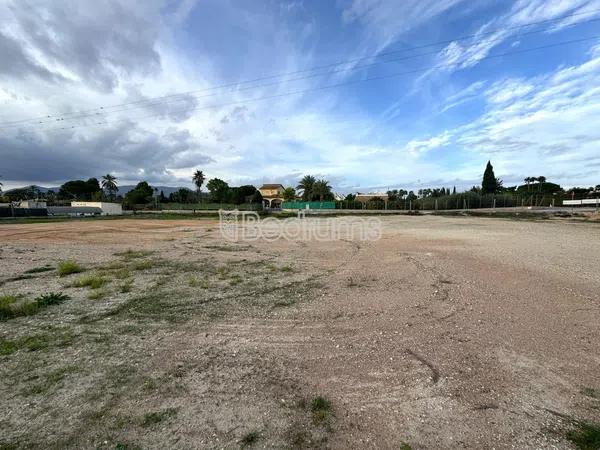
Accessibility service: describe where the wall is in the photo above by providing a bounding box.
[71,202,123,215]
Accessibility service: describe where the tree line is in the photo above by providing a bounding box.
[1,162,599,208]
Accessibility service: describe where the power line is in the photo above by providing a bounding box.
[1,7,599,128]
[9,17,596,129]
[29,34,600,134]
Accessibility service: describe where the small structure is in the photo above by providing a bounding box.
[355,192,389,209]
[48,206,103,217]
[258,184,285,209]
[17,200,47,209]
[71,201,123,215]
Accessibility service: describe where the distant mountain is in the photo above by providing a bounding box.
[4,184,186,197]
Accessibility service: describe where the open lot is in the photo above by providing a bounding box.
[0,216,599,449]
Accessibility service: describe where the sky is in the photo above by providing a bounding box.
[1,0,600,193]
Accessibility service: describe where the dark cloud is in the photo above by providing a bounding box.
[0,123,213,184]
[0,32,63,82]
[9,0,162,91]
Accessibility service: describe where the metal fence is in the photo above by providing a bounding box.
[336,193,600,211]
[282,201,336,210]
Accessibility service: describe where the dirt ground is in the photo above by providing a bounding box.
[0,216,599,449]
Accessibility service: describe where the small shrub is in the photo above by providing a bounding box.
[567,422,600,449]
[57,261,83,277]
[71,275,108,290]
[0,338,18,355]
[240,430,260,447]
[311,396,332,424]
[0,295,18,320]
[133,260,153,271]
[35,292,69,307]
[88,290,108,300]
[119,281,134,293]
[113,268,132,280]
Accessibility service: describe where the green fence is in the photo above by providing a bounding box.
[282,201,336,210]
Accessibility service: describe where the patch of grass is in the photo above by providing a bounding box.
[1,292,68,321]
[24,266,54,274]
[0,336,44,354]
[22,365,78,396]
[400,443,413,450]
[582,388,600,399]
[0,338,18,355]
[113,268,132,280]
[229,275,243,286]
[141,408,178,427]
[0,442,19,450]
[567,422,600,450]
[57,260,83,277]
[217,266,230,279]
[240,430,261,447]
[187,276,208,288]
[1,330,75,356]
[114,249,154,260]
[113,442,141,450]
[88,290,108,300]
[0,295,18,319]
[311,396,332,424]
[119,280,134,293]
[280,265,293,273]
[71,274,108,290]
[132,260,153,271]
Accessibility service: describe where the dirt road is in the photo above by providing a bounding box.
[0,216,599,449]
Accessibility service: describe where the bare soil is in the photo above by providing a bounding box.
[0,216,599,449]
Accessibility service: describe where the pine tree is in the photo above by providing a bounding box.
[481,161,499,194]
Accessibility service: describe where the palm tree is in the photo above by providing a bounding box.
[101,174,118,201]
[524,177,533,191]
[297,175,316,201]
[312,179,332,201]
[537,176,546,192]
[282,187,296,201]
[192,170,205,195]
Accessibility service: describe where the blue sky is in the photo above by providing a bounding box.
[1,0,600,192]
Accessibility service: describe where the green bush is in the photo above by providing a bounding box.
[57,261,83,277]
[71,275,107,289]
[35,292,69,307]
[1,292,69,321]
[568,422,600,450]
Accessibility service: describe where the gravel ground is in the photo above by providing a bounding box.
[0,216,599,449]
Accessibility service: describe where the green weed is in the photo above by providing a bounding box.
[311,396,332,424]
[567,422,600,450]
[71,274,108,290]
[57,261,83,277]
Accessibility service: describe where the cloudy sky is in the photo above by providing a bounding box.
[1,0,600,192]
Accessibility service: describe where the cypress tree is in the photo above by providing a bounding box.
[481,161,498,194]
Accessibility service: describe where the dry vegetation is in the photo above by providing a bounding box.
[0,216,599,449]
